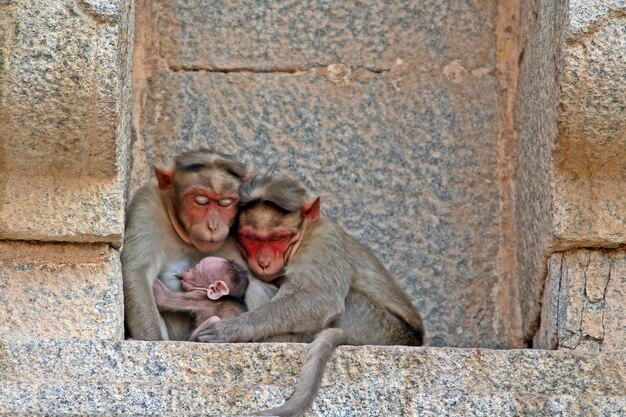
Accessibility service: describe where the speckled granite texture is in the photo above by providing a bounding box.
[553,0,626,247]
[0,0,133,245]
[0,341,624,416]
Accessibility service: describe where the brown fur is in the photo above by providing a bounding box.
[152,258,248,342]
[121,150,277,341]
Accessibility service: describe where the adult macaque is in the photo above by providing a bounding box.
[153,256,249,341]
[122,149,276,341]
[193,173,424,417]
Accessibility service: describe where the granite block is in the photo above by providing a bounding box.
[0,241,123,340]
[0,0,133,245]
[0,341,623,416]
[554,2,626,247]
[535,247,626,352]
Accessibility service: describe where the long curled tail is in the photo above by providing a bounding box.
[254,328,361,417]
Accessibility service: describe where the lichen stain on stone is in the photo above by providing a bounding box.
[442,60,468,84]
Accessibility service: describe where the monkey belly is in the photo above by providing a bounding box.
[337,291,420,346]
[162,311,194,341]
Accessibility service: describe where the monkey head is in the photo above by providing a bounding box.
[155,149,251,253]
[179,256,248,300]
[237,174,320,281]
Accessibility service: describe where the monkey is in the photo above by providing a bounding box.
[152,256,249,341]
[121,149,277,341]
[192,173,425,417]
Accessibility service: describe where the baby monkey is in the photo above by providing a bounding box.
[153,257,249,341]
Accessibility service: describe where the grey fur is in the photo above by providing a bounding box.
[240,172,308,211]
[175,148,247,179]
[194,174,424,416]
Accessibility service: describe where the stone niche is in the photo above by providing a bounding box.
[131,0,569,348]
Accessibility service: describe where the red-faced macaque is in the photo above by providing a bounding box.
[122,149,277,341]
[192,173,424,417]
[153,256,249,341]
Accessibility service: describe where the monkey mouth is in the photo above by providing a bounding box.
[255,269,284,282]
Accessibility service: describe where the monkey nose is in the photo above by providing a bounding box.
[258,259,270,268]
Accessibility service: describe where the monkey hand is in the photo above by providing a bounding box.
[192,318,251,343]
[152,279,169,304]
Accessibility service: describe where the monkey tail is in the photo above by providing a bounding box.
[254,328,360,417]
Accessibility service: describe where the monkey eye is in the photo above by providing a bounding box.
[194,196,210,205]
[218,198,234,207]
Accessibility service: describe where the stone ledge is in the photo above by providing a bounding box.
[0,243,123,340]
[0,176,126,245]
[0,341,623,416]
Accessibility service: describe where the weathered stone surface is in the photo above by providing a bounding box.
[513,0,566,340]
[140,69,506,348]
[553,2,626,248]
[534,248,626,352]
[153,0,496,72]
[0,0,134,245]
[132,0,541,348]
[0,241,123,340]
[0,341,624,416]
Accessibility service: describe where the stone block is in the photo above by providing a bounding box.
[153,0,496,71]
[534,248,626,352]
[0,341,624,415]
[0,0,134,245]
[553,2,626,248]
[0,241,123,340]
[514,0,566,340]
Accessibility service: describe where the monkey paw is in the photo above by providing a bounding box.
[193,320,239,343]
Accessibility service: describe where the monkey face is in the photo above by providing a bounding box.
[237,207,301,281]
[177,187,239,252]
[237,197,320,282]
[237,230,298,281]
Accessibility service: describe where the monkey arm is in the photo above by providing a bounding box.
[122,185,173,341]
[193,283,345,343]
[122,251,165,341]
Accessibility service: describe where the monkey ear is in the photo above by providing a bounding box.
[243,172,255,181]
[207,280,230,300]
[302,197,321,222]
[154,166,174,190]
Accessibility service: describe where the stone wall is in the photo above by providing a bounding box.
[0,0,133,339]
[532,1,626,352]
[0,0,623,349]
[131,0,570,348]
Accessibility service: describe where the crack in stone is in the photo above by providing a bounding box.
[598,258,613,353]
[554,252,563,349]
[167,64,392,76]
[75,0,120,24]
